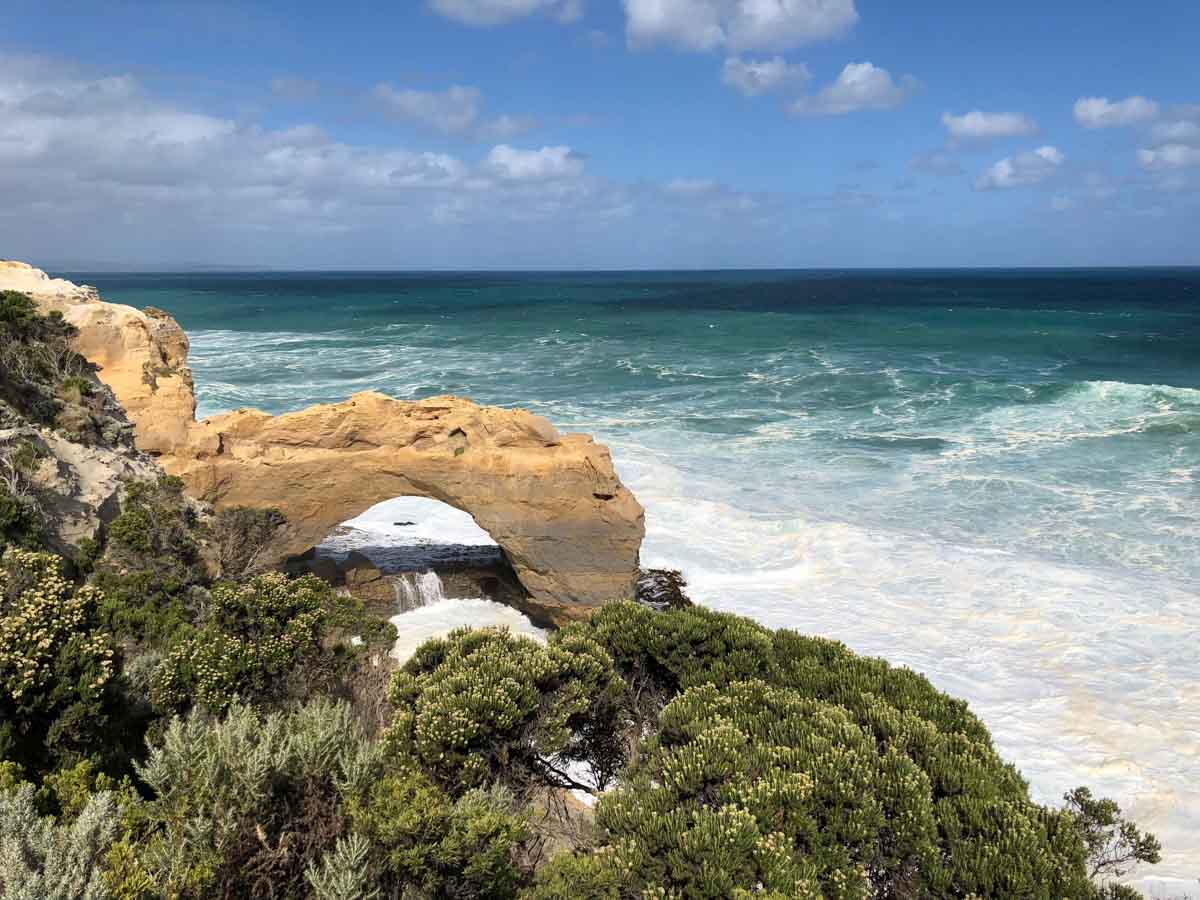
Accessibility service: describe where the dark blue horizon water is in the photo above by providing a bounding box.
[73,267,1200,883]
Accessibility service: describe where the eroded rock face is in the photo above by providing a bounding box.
[2,423,162,555]
[166,392,645,618]
[1,261,197,455]
[1,263,645,618]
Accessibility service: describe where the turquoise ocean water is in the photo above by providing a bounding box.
[77,269,1199,884]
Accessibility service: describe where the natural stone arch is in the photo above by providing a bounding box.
[4,262,646,623]
[163,392,645,624]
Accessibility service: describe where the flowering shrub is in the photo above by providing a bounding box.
[543,604,1136,899]
[0,549,117,774]
[151,572,394,714]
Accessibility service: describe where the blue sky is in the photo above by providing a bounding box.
[2,0,1198,268]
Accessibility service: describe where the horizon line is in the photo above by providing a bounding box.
[46,263,1200,275]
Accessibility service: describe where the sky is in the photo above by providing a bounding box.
[2,0,1199,269]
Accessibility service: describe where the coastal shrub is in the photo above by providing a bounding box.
[554,605,1149,898]
[210,504,287,578]
[0,440,43,553]
[0,549,119,776]
[572,602,986,739]
[150,572,395,715]
[348,771,531,898]
[0,782,120,900]
[132,698,373,898]
[520,851,623,900]
[562,601,778,741]
[582,679,1093,898]
[0,483,43,552]
[91,476,209,647]
[385,627,626,798]
[305,833,378,900]
[0,290,104,438]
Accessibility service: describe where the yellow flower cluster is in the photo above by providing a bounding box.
[1,549,113,705]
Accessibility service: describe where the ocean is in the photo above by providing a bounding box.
[76,269,1199,885]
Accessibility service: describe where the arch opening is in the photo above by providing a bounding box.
[290,496,546,663]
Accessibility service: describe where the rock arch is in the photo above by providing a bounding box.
[164,393,644,623]
[4,262,645,623]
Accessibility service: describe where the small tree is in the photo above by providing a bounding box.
[91,476,209,647]
[1064,786,1162,884]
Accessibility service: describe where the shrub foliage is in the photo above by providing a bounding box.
[0,550,118,776]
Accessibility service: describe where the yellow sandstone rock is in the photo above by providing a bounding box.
[1,262,645,619]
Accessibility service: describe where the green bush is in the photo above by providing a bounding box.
[0,782,120,899]
[132,699,373,898]
[0,483,43,553]
[548,604,1153,899]
[385,627,626,798]
[0,290,98,433]
[0,549,119,776]
[91,476,208,647]
[151,572,394,715]
[570,602,985,742]
[0,440,43,554]
[520,851,622,900]
[348,770,531,899]
[588,679,1091,897]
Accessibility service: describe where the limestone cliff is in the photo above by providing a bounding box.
[1,262,645,618]
[0,261,197,455]
[0,264,163,555]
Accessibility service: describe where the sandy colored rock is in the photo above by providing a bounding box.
[165,392,645,611]
[0,261,198,454]
[2,263,646,617]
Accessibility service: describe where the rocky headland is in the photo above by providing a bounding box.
[0,261,645,623]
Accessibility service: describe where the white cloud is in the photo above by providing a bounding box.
[976,145,1065,190]
[476,114,539,140]
[370,84,481,135]
[662,178,768,218]
[369,84,536,141]
[430,0,582,26]
[942,110,1037,141]
[790,62,917,116]
[624,0,858,52]
[1137,144,1200,171]
[0,55,615,242]
[721,56,810,96]
[485,144,585,180]
[1151,119,1200,145]
[1073,95,1159,128]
